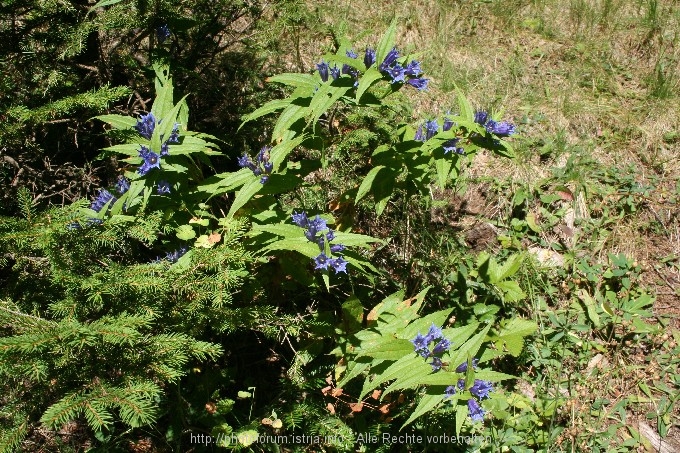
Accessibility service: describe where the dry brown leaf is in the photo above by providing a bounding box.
[349,402,364,412]
[331,388,343,397]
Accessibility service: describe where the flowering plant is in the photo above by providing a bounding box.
[333,289,535,434]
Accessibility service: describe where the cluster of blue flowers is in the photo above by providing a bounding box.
[155,245,188,264]
[474,111,516,137]
[291,212,348,274]
[156,24,171,43]
[134,112,180,176]
[411,323,451,371]
[238,146,273,184]
[376,47,428,90]
[315,47,428,91]
[444,357,494,423]
[414,117,464,155]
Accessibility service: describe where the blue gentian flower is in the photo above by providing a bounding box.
[380,48,400,71]
[317,62,330,82]
[157,180,171,194]
[160,141,169,157]
[457,379,466,391]
[330,244,345,253]
[485,120,516,137]
[330,65,341,80]
[474,111,489,126]
[414,124,425,142]
[442,117,454,132]
[432,338,451,355]
[330,257,348,273]
[406,78,428,91]
[467,399,485,422]
[430,357,443,371]
[364,48,376,68]
[292,211,309,228]
[342,49,359,76]
[237,153,254,170]
[444,385,457,399]
[455,358,479,373]
[238,147,273,184]
[404,60,422,76]
[115,176,130,195]
[470,380,493,399]
[135,113,156,139]
[157,24,171,43]
[387,64,406,83]
[165,245,188,263]
[293,211,349,274]
[411,333,429,355]
[443,139,464,155]
[424,323,443,344]
[90,189,117,213]
[425,120,439,140]
[168,123,180,143]
[307,215,327,235]
[137,146,161,175]
[314,253,330,270]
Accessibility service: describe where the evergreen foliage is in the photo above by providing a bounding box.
[0,194,251,448]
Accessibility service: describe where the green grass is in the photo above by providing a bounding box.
[294,0,680,450]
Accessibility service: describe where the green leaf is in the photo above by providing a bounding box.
[435,158,452,189]
[307,82,352,128]
[176,225,196,241]
[269,135,307,170]
[151,64,174,120]
[353,354,422,398]
[487,318,537,357]
[397,309,453,341]
[356,165,386,203]
[448,324,491,369]
[94,114,136,129]
[252,224,302,238]
[332,232,383,247]
[200,169,253,197]
[156,95,189,143]
[102,143,144,157]
[355,68,384,103]
[473,370,516,381]
[272,103,308,142]
[375,19,398,70]
[227,179,263,218]
[495,281,527,302]
[240,99,292,127]
[88,0,124,12]
[456,88,475,121]
[267,73,318,90]
[455,403,467,436]
[401,389,445,429]
[337,360,370,388]
[578,290,601,327]
[357,339,414,360]
[264,239,320,258]
[496,253,523,281]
